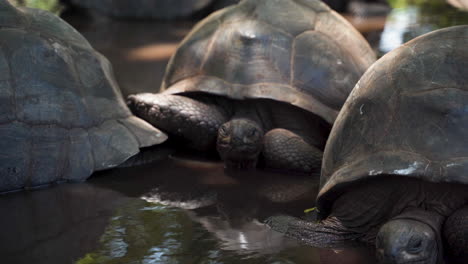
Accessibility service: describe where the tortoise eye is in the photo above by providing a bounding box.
[407,236,423,254]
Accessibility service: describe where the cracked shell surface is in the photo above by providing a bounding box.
[160,0,376,125]
[318,26,468,217]
[0,1,167,192]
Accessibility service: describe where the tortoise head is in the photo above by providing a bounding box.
[216,118,263,169]
[376,219,439,264]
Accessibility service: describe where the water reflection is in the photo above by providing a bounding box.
[75,200,311,264]
[187,211,297,253]
[0,184,131,264]
[0,155,375,264]
[78,156,324,264]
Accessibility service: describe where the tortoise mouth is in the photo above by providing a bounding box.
[217,142,261,170]
[232,144,258,153]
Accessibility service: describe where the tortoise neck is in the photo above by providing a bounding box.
[231,100,269,131]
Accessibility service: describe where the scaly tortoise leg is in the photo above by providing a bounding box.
[266,215,363,247]
[262,128,323,174]
[127,93,229,150]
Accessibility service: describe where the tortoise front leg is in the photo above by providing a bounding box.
[266,215,363,247]
[262,128,322,174]
[127,93,228,150]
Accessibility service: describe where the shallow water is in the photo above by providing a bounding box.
[5,1,468,263]
[0,155,376,264]
[378,0,468,54]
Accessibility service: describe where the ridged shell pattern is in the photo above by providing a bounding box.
[319,26,468,209]
[161,0,376,124]
[0,1,166,192]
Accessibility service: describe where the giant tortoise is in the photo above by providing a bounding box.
[127,0,376,173]
[0,1,166,192]
[267,26,468,264]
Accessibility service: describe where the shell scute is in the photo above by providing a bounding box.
[315,11,375,69]
[0,122,30,191]
[201,20,292,87]
[0,47,14,123]
[88,120,140,171]
[65,128,94,181]
[25,7,92,50]
[292,31,362,111]
[29,125,70,186]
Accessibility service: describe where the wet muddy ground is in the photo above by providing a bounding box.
[3,1,468,263]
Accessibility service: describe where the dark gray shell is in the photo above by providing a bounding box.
[161,0,376,124]
[318,26,468,216]
[0,2,166,192]
[68,0,214,19]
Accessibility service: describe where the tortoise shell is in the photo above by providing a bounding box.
[0,1,166,192]
[161,0,376,124]
[318,25,468,217]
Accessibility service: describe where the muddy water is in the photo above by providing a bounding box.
[0,155,376,264]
